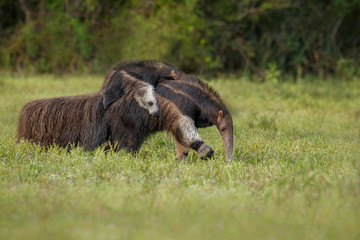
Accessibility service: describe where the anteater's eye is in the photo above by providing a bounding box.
[148,101,154,106]
[221,126,227,132]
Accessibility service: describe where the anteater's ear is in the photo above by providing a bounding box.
[171,70,180,80]
[217,110,224,124]
[103,82,125,109]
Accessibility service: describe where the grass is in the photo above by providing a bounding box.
[0,73,359,240]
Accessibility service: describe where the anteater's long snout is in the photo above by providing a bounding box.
[216,110,234,161]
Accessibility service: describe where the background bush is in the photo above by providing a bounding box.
[1,0,360,78]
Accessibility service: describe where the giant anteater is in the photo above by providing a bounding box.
[17,60,234,160]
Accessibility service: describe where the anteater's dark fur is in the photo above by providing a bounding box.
[101,60,181,91]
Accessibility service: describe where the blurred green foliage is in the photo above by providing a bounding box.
[1,0,360,78]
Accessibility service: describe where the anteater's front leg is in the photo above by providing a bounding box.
[174,116,214,160]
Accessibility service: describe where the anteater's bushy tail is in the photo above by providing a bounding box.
[17,93,106,150]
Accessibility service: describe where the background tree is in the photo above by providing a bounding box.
[0,0,359,78]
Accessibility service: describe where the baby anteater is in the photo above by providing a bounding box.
[101,60,178,115]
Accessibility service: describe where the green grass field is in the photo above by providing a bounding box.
[0,74,359,240]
